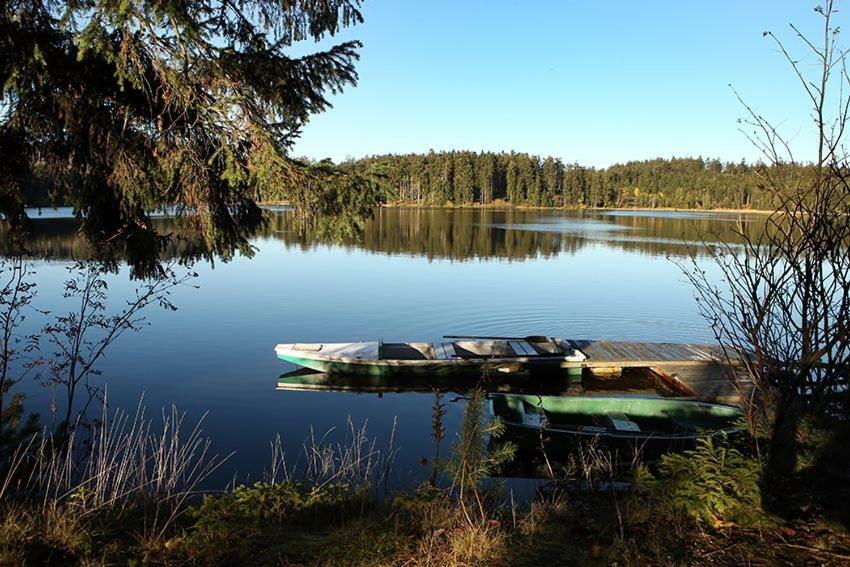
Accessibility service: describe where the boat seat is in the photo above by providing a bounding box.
[379,343,431,360]
[606,412,641,432]
[452,340,515,358]
[528,340,566,355]
[435,342,456,360]
[508,341,537,356]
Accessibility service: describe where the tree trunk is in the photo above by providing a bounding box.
[765,392,801,491]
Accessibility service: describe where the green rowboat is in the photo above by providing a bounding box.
[491,394,743,444]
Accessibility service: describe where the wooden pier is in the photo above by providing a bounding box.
[275,339,753,405]
[562,340,751,404]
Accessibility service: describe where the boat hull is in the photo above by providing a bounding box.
[491,394,743,451]
[275,340,584,379]
[275,352,573,378]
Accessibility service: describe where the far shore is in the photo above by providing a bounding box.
[261,200,776,215]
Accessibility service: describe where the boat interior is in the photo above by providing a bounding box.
[504,397,739,435]
[512,405,708,435]
[377,338,577,361]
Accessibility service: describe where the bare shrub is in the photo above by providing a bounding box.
[683,1,850,483]
[0,255,39,453]
[40,261,197,435]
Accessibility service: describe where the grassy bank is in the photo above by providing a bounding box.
[1,396,849,566]
[3,477,847,566]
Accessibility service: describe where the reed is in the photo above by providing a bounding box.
[265,416,398,495]
[1,392,230,541]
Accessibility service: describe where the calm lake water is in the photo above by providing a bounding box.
[7,207,762,487]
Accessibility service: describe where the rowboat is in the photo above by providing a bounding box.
[490,394,743,447]
[274,335,587,378]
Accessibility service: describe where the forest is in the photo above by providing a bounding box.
[340,151,805,210]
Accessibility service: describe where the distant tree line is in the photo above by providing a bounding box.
[343,151,812,210]
[4,207,761,265]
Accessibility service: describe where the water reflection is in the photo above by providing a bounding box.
[275,370,736,480]
[3,206,763,484]
[2,207,765,262]
[276,366,664,397]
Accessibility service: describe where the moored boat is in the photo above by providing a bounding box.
[490,394,743,448]
[274,336,587,378]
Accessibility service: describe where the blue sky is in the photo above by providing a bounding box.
[291,1,841,167]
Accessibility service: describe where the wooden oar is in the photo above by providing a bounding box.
[444,334,551,343]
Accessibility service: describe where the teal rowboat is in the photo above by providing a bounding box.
[491,394,743,444]
[274,337,586,378]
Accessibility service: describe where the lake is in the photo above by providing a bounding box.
[6,207,762,487]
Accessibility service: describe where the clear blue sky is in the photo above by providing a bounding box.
[292,1,842,168]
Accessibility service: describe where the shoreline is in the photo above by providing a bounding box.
[258,201,775,215]
[378,202,776,215]
[20,203,775,217]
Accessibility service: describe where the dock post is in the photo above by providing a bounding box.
[566,367,584,394]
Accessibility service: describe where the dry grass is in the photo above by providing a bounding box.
[0,393,230,560]
[517,492,570,537]
[0,504,33,564]
[402,511,507,567]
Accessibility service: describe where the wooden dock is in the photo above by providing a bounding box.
[562,340,751,404]
[275,338,754,405]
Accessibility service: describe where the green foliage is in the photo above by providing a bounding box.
[1,0,374,275]
[441,388,516,494]
[653,436,767,528]
[172,479,424,565]
[176,480,367,564]
[278,158,386,243]
[190,480,356,530]
[0,392,38,459]
[0,438,846,565]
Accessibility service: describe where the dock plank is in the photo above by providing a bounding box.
[598,341,633,361]
[642,342,676,360]
[568,340,747,367]
[617,342,646,359]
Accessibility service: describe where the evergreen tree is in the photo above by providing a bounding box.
[454,152,475,204]
[563,163,587,205]
[1,0,369,273]
[427,151,443,204]
[441,155,455,203]
[476,153,496,204]
[542,157,564,207]
[506,155,521,204]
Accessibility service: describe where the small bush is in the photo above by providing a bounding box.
[654,436,766,528]
[173,481,371,564]
[192,480,356,526]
